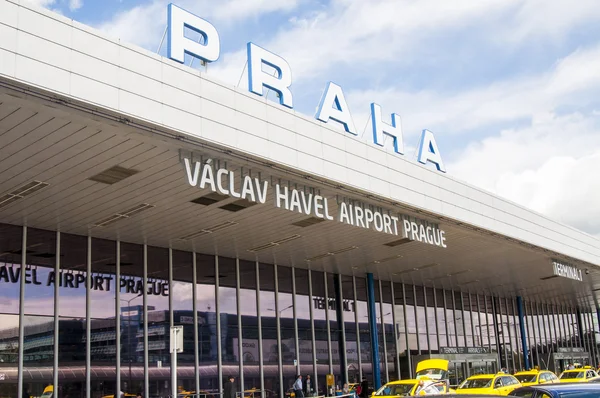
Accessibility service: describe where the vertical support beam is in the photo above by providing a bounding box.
[256,261,265,398]
[475,295,482,347]
[308,269,318,394]
[143,245,149,397]
[115,240,121,395]
[255,260,265,398]
[366,273,381,389]
[86,236,92,398]
[517,297,530,371]
[524,302,534,366]
[215,255,223,396]
[504,298,514,371]
[169,248,176,398]
[236,258,244,393]
[390,281,401,380]
[379,280,389,383]
[423,286,431,355]
[324,272,333,375]
[491,297,502,367]
[442,289,449,348]
[468,293,475,347]
[54,231,61,396]
[413,285,421,354]
[274,263,283,398]
[553,304,563,349]
[192,252,200,396]
[512,299,522,371]
[588,311,598,366]
[484,295,492,351]
[452,292,459,347]
[17,226,26,398]
[335,274,348,384]
[460,293,468,348]
[545,304,555,353]
[539,303,549,368]
[577,309,586,351]
[433,287,441,351]
[401,284,412,378]
[292,268,300,377]
[530,302,541,367]
[353,276,363,381]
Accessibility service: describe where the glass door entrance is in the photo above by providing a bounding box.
[468,360,497,376]
[448,361,467,387]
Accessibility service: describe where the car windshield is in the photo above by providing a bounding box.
[459,378,492,389]
[561,371,584,379]
[373,384,415,396]
[515,374,537,383]
[416,368,447,380]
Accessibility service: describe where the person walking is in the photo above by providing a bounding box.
[304,375,312,397]
[294,375,304,398]
[359,377,368,398]
[225,376,237,398]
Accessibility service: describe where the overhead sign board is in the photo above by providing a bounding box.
[167,3,446,173]
[170,325,184,354]
[552,260,583,282]
[440,347,491,354]
[182,154,448,247]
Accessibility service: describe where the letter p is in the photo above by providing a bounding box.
[167,3,220,64]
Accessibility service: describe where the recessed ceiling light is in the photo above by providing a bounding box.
[88,166,139,185]
[0,180,49,209]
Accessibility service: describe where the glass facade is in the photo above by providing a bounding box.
[1,223,599,397]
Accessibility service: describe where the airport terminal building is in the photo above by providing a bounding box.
[1,1,600,397]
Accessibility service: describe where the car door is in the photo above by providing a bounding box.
[493,377,505,394]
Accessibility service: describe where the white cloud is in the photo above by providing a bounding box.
[21,0,56,7]
[97,0,301,51]
[69,0,83,12]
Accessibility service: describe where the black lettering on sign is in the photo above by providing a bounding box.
[64,273,75,288]
[24,269,33,284]
[120,277,127,290]
[94,275,104,291]
[103,276,112,292]
[135,279,143,294]
[75,274,85,288]
[161,282,169,297]
[9,267,20,283]
[0,266,9,283]
[126,279,135,294]
[46,271,55,286]
[32,269,42,285]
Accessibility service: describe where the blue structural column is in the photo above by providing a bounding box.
[366,273,381,389]
[517,297,530,370]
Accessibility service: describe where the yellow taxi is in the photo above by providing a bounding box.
[513,369,559,386]
[455,373,522,395]
[372,359,453,396]
[558,366,600,383]
[41,385,54,398]
[101,394,136,398]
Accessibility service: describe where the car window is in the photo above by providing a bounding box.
[494,378,504,388]
[506,376,518,385]
[509,390,534,397]
[540,373,548,382]
[460,378,493,389]
[516,374,538,383]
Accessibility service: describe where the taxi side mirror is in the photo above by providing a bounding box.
[371,393,375,397]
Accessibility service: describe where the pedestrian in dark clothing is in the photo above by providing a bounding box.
[225,375,236,398]
[359,377,369,398]
[304,375,312,397]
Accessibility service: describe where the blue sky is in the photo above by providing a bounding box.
[27,0,600,237]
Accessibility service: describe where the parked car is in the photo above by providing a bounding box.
[509,383,600,397]
[455,373,521,395]
[513,369,559,386]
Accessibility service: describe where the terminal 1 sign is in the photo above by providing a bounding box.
[166,4,446,173]
[183,155,447,247]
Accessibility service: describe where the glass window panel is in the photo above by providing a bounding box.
[23,228,56,396]
[58,232,87,396]
[294,268,316,395]
[172,249,195,391]
[90,237,117,396]
[146,246,170,396]
[0,224,21,397]
[259,263,278,394]
[341,275,358,383]
[195,253,217,391]
[239,260,258,391]
[354,277,370,382]
[278,266,295,392]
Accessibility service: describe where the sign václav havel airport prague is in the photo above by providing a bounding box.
[183,155,447,248]
[166,4,446,173]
